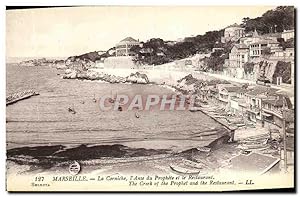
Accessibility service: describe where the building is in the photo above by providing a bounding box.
[261,95,293,128]
[224,44,249,78]
[217,85,244,109]
[244,87,278,124]
[115,37,140,57]
[229,88,248,115]
[97,51,107,56]
[269,47,294,61]
[239,29,281,58]
[281,29,294,41]
[212,47,224,53]
[239,29,261,46]
[94,60,104,69]
[221,23,245,43]
[249,40,280,58]
[259,32,282,41]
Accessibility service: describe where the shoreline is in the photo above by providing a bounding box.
[6,65,285,176]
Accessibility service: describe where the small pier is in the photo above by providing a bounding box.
[198,106,237,141]
[6,90,39,106]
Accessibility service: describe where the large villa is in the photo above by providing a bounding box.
[115,37,140,57]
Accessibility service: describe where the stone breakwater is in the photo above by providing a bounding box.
[63,69,150,84]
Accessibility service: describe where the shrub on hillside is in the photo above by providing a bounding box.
[272,61,291,84]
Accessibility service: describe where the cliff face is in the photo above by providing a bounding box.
[253,60,278,83]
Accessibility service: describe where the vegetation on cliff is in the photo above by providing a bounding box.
[130,6,294,67]
[243,62,255,74]
[272,61,292,84]
[241,6,294,34]
[278,38,294,50]
[131,30,224,66]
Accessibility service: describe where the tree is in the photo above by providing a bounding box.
[204,55,225,71]
[272,61,291,84]
[243,6,294,34]
[261,47,272,56]
[279,38,294,50]
[243,62,255,74]
[241,17,250,28]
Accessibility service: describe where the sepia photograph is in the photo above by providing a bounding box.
[5,5,295,192]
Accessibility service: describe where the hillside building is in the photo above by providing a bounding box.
[221,23,245,43]
[115,37,140,57]
[281,29,294,41]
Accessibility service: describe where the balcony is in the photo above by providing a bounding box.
[262,107,283,118]
[247,104,259,112]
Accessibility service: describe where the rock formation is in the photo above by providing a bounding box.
[62,70,150,84]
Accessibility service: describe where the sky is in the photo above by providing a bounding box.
[6,6,276,58]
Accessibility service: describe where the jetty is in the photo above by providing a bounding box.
[6,90,39,106]
[198,105,237,141]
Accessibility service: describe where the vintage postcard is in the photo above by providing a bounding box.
[6,6,295,192]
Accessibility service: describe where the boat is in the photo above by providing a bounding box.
[183,159,207,170]
[189,107,202,112]
[135,112,140,118]
[92,94,97,103]
[197,147,211,153]
[68,105,76,114]
[169,164,200,175]
[236,123,246,127]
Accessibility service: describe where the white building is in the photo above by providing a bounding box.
[281,29,294,41]
[224,44,249,78]
[221,23,245,43]
[249,40,280,58]
[115,37,140,57]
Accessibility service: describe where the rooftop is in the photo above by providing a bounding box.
[222,86,245,93]
[282,29,294,33]
[233,43,248,49]
[263,98,284,107]
[263,95,293,108]
[250,39,279,45]
[245,87,277,96]
[120,37,138,42]
[117,37,140,45]
[261,33,282,38]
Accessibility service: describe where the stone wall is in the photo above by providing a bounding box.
[104,56,137,69]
